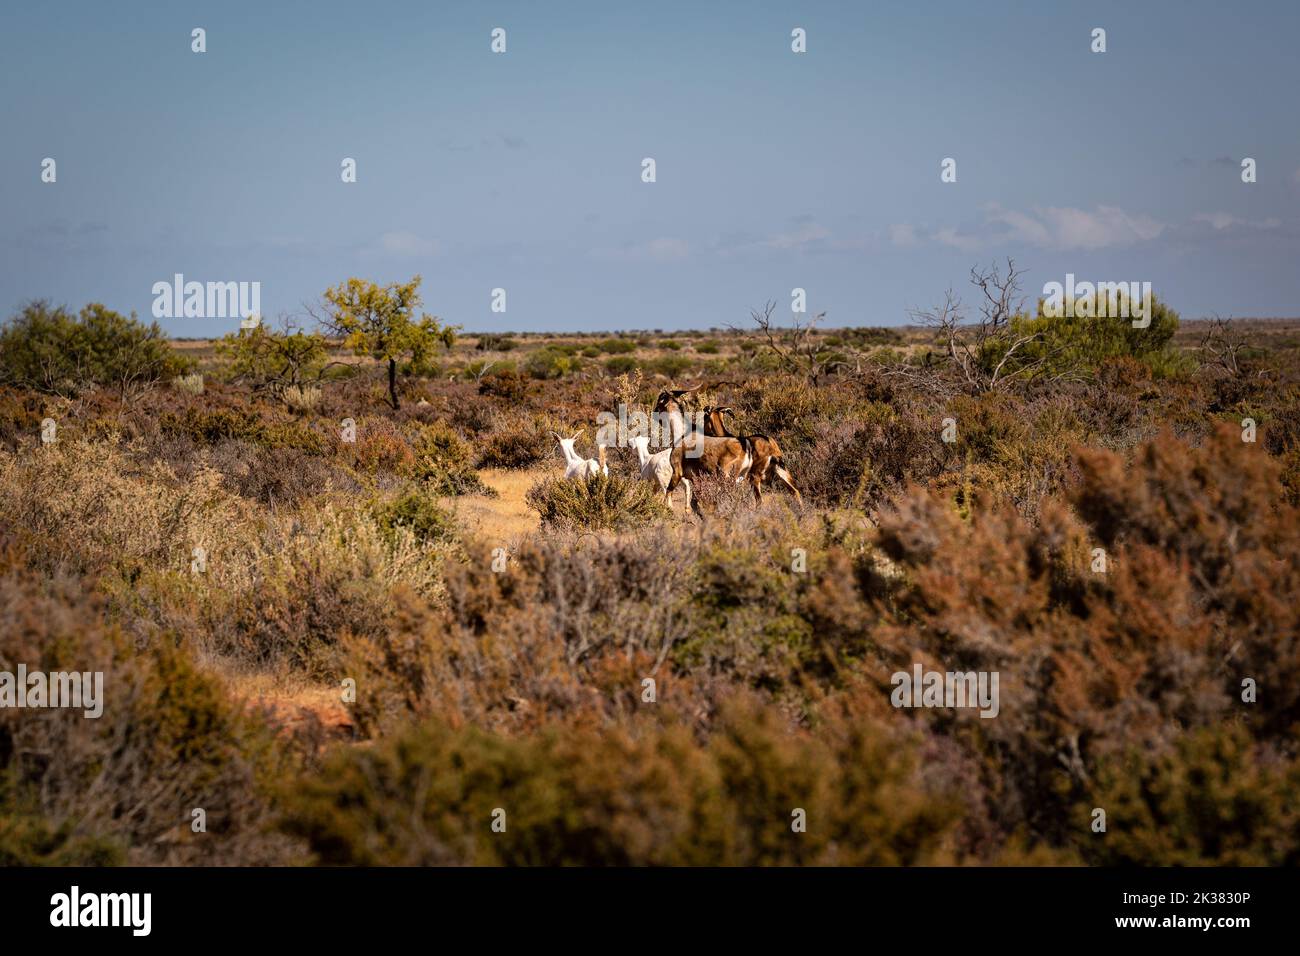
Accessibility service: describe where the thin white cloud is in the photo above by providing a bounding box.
[590,237,689,261]
[897,204,1168,253]
[1195,212,1237,230]
[989,204,1165,250]
[933,225,984,253]
[888,223,919,247]
[1192,213,1281,231]
[714,219,866,257]
[360,231,440,258]
[643,237,690,260]
[763,221,832,250]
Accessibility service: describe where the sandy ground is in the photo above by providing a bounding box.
[448,465,546,546]
[213,666,356,741]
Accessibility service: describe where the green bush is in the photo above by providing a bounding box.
[843,327,904,346]
[407,421,495,496]
[647,355,693,379]
[603,355,640,376]
[526,473,669,531]
[215,324,327,392]
[1080,724,1300,866]
[0,301,189,396]
[372,489,458,547]
[524,348,581,380]
[475,333,517,352]
[1001,292,1181,377]
[279,698,964,865]
[596,337,637,355]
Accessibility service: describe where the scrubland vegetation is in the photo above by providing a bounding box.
[2,275,1298,865]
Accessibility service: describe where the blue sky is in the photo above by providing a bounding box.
[2,0,1298,334]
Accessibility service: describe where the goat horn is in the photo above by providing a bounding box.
[672,382,705,396]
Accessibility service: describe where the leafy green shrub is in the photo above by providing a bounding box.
[597,337,637,355]
[0,301,189,396]
[525,474,668,531]
[406,421,495,496]
[647,355,692,379]
[603,355,639,376]
[475,333,517,352]
[672,541,814,682]
[843,327,904,346]
[279,697,964,865]
[1003,293,1182,378]
[216,324,327,392]
[372,489,458,547]
[524,348,581,380]
[1081,724,1300,866]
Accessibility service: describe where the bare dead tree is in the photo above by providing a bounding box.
[1198,315,1250,378]
[464,359,499,384]
[911,288,980,389]
[875,343,960,397]
[912,259,1078,393]
[734,300,846,384]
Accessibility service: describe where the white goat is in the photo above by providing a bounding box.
[554,432,607,480]
[632,435,675,502]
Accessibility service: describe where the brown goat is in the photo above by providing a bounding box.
[702,405,803,508]
[653,386,752,518]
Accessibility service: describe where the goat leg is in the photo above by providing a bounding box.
[773,463,803,509]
